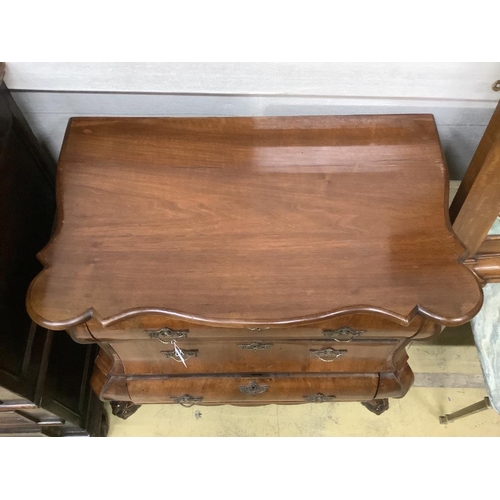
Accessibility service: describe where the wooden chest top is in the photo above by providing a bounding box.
[27,115,482,329]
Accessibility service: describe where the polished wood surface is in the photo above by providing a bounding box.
[478,236,500,256]
[452,128,500,258]
[450,102,500,232]
[449,100,500,282]
[469,255,500,284]
[111,338,401,375]
[26,114,482,415]
[27,115,482,330]
[124,374,380,404]
[75,313,428,342]
[91,342,413,405]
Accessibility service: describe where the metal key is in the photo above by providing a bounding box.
[171,340,187,367]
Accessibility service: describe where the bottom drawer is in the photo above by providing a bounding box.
[126,374,378,404]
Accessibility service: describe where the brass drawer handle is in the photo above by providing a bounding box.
[239,380,269,396]
[322,327,366,342]
[310,348,347,362]
[145,327,188,342]
[171,394,203,407]
[162,349,198,363]
[238,342,273,350]
[304,393,336,403]
[246,327,270,331]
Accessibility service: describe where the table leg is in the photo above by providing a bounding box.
[439,397,491,424]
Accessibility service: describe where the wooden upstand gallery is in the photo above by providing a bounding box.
[26,115,483,419]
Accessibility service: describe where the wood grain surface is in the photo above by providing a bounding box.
[110,339,400,375]
[27,115,482,330]
[450,101,500,257]
[125,374,380,404]
[76,313,429,342]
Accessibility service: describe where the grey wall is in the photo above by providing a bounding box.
[6,61,499,180]
[11,91,497,179]
[6,62,500,100]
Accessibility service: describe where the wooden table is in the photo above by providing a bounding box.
[26,115,482,419]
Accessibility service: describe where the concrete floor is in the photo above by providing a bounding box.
[105,324,500,437]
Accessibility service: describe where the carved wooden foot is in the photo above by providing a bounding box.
[110,401,141,420]
[361,398,389,415]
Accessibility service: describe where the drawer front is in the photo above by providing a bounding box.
[126,374,379,404]
[110,339,400,375]
[85,313,424,342]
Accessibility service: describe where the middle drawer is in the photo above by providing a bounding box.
[109,339,401,375]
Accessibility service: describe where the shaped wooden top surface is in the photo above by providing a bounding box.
[27,115,482,329]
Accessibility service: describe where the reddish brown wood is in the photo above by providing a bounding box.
[450,101,500,265]
[91,347,130,401]
[110,339,401,375]
[452,141,500,259]
[478,236,500,255]
[91,346,385,405]
[125,374,379,404]
[448,99,500,282]
[81,314,426,342]
[468,255,500,283]
[376,365,414,399]
[27,115,481,330]
[27,114,482,413]
[450,101,500,224]
[410,319,443,340]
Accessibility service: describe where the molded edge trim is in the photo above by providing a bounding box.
[25,294,484,331]
[25,115,485,332]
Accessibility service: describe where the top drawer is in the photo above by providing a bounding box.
[72,313,434,342]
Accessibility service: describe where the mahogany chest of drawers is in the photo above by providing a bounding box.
[26,115,483,419]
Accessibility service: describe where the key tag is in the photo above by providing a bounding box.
[171,339,187,367]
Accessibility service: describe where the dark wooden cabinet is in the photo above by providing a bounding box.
[0,64,106,436]
[25,115,482,419]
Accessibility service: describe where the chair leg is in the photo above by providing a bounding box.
[439,397,491,424]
